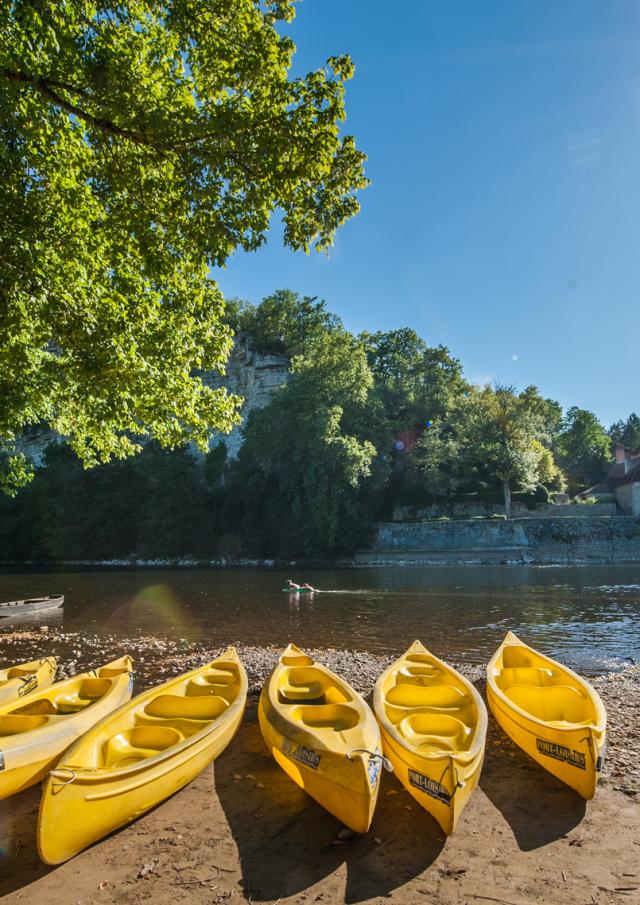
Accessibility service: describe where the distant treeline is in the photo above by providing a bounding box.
[1,290,638,561]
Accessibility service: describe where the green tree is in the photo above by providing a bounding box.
[229,330,375,556]
[225,290,342,357]
[415,385,550,516]
[558,407,611,489]
[609,413,640,452]
[0,1,367,492]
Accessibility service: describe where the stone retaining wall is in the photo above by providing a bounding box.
[357,516,640,564]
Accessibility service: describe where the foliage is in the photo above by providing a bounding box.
[224,290,342,357]
[609,413,640,452]
[414,385,554,516]
[557,407,611,489]
[227,330,376,556]
[361,330,468,428]
[0,1,367,492]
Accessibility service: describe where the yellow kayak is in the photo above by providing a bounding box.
[258,643,386,833]
[373,640,487,834]
[0,656,57,707]
[486,631,606,799]
[0,656,133,800]
[37,647,247,864]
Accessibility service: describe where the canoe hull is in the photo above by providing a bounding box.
[487,682,603,799]
[258,644,382,834]
[486,632,606,800]
[380,726,485,835]
[373,641,487,835]
[0,658,133,800]
[37,649,247,864]
[37,700,244,864]
[259,696,379,833]
[0,658,57,708]
[0,596,64,619]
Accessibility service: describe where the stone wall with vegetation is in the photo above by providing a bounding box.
[360,516,640,564]
[616,483,640,516]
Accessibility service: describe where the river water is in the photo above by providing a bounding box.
[1,564,639,674]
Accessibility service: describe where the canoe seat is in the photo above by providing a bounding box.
[6,667,34,679]
[53,679,114,714]
[103,726,183,768]
[186,673,239,700]
[144,693,228,721]
[498,667,556,689]
[386,684,470,710]
[0,713,50,736]
[13,698,58,716]
[289,703,360,732]
[504,683,594,724]
[502,647,535,669]
[398,713,473,752]
[278,667,351,705]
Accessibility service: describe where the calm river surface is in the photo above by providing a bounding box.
[1,564,639,673]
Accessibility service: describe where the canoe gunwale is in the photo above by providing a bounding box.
[486,632,606,736]
[48,647,248,783]
[264,651,379,758]
[372,641,488,764]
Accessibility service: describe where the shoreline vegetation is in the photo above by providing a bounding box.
[0,629,638,904]
[2,292,639,566]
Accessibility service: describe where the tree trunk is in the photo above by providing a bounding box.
[502,479,512,519]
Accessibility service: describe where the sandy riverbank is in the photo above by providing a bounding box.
[0,631,638,904]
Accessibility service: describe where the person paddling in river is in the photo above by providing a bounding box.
[286,579,318,592]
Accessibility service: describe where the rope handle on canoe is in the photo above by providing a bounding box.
[346,749,394,772]
[49,768,76,787]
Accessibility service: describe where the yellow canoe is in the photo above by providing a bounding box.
[37,647,247,864]
[0,656,133,800]
[0,656,57,707]
[258,643,386,833]
[373,640,487,834]
[486,631,606,799]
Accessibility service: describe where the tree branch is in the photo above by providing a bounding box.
[1,67,158,150]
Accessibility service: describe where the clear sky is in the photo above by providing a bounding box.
[214,1,640,427]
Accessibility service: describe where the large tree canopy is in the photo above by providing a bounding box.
[0,0,367,492]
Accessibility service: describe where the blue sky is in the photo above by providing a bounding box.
[215,1,640,427]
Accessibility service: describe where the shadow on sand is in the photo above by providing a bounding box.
[0,785,53,895]
[480,717,586,851]
[215,704,445,903]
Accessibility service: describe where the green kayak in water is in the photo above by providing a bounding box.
[281,587,315,593]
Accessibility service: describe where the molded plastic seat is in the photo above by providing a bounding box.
[103,726,183,768]
[54,679,113,714]
[504,683,593,723]
[289,703,360,732]
[398,713,472,752]
[14,698,58,716]
[498,667,555,689]
[0,714,50,735]
[144,693,229,721]
[386,684,470,710]
[279,667,351,705]
[502,647,535,669]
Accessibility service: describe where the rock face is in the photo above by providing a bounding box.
[16,338,290,466]
[201,338,289,458]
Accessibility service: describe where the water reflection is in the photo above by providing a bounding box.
[0,564,638,673]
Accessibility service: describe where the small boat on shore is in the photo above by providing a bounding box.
[0,657,57,708]
[37,647,247,864]
[486,631,607,799]
[0,656,133,800]
[0,595,64,619]
[259,643,386,833]
[373,640,487,834]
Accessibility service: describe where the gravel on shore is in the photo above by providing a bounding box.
[1,627,638,792]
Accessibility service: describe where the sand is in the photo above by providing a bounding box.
[0,634,638,905]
